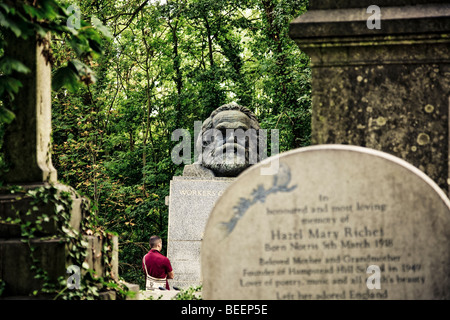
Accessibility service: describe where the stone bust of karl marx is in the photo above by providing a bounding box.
[183,104,262,178]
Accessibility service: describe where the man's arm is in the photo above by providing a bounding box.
[165,258,174,279]
[142,255,147,274]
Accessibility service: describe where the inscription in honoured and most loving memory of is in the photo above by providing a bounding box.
[201,145,450,300]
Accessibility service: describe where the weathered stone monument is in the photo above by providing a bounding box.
[167,104,262,289]
[0,33,136,298]
[289,1,450,193]
[201,145,450,299]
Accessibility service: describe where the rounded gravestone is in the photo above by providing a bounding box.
[201,145,450,300]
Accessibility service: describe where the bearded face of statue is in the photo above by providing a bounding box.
[199,110,259,177]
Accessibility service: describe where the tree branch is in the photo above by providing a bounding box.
[114,0,148,37]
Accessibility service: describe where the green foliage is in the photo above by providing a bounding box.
[174,286,203,300]
[49,0,311,290]
[1,0,311,296]
[0,0,110,124]
[0,278,5,296]
[143,285,202,300]
[175,285,203,300]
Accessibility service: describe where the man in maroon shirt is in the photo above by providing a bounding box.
[142,235,174,290]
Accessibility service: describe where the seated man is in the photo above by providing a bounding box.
[142,235,174,290]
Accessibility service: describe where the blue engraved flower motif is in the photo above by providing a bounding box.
[252,185,268,203]
[220,162,297,236]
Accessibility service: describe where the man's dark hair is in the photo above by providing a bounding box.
[149,235,162,248]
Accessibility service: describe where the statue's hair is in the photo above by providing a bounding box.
[201,104,260,132]
[196,104,262,164]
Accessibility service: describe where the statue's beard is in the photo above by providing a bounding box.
[202,142,251,177]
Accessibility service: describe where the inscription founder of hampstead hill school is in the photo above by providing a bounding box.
[201,145,450,300]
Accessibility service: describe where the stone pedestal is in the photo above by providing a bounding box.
[289,1,450,193]
[0,183,80,296]
[167,176,234,289]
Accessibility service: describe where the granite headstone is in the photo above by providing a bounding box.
[167,176,234,289]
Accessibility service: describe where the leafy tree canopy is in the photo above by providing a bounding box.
[1,0,311,289]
